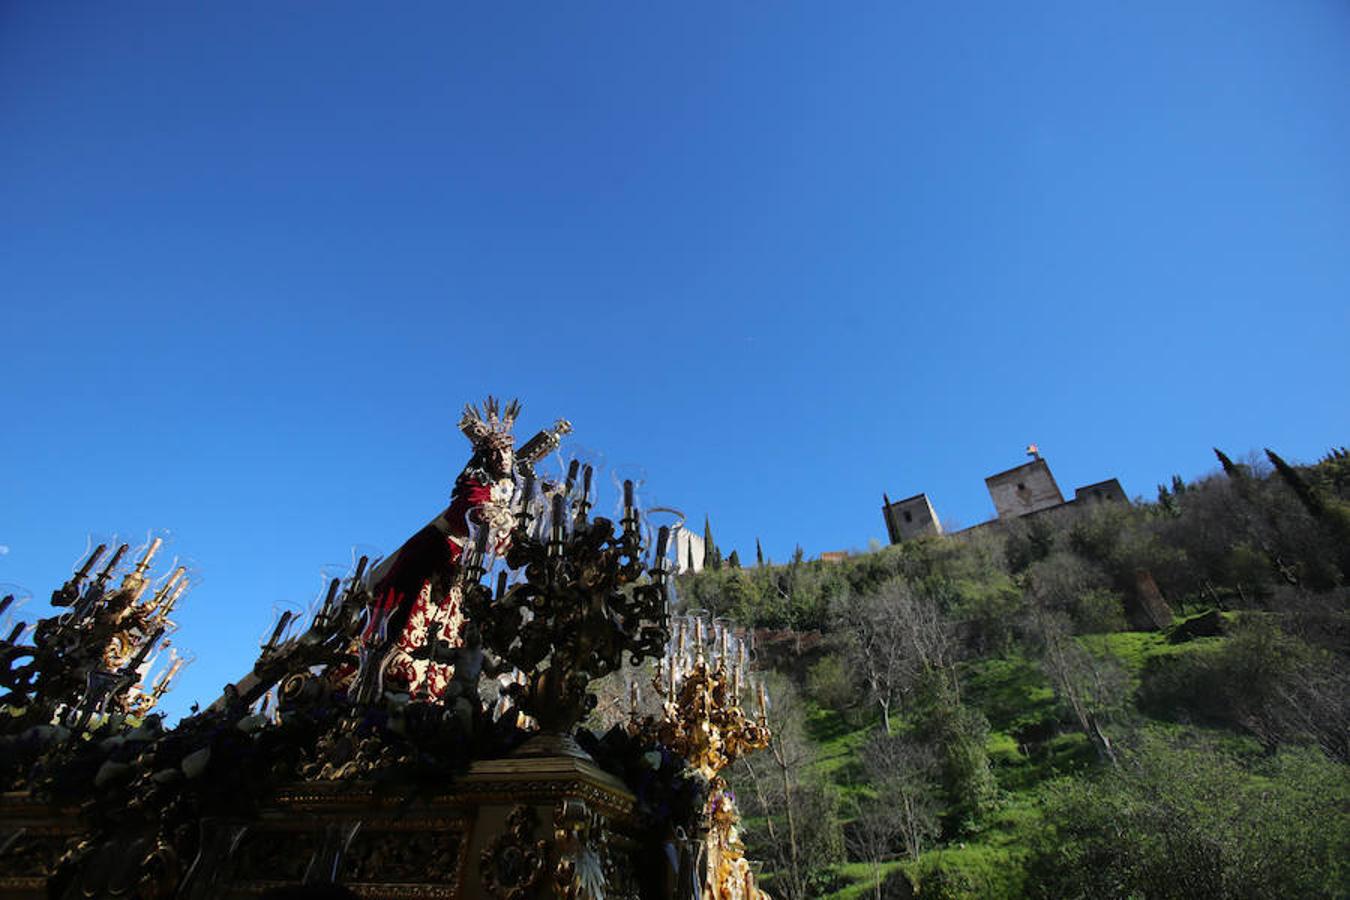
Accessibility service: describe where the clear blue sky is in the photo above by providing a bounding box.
[3,2,1347,718]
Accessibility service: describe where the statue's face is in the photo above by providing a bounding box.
[487,443,514,480]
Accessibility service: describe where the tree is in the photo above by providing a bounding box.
[833,577,996,824]
[755,538,765,568]
[729,673,843,899]
[1215,447,1246,483]
[1026,736,1350,899]
[1139,617,1350,762]
[854,731,940,867]
[1028,601,1124,764]
[1267,447,1350,581]
[727,549,741,569]
[1157,483,1180,517]
[703,516,722,571]
[845,797,902,900]
[838,578,951,734]
[1025,555,1126,762]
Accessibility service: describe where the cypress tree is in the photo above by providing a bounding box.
[1267,448,1324,517]
[1268,448,1350,580]
[755,538,765,568]
[1214,448,1243,481]
[1171,474,1187,495]
[703,516,722,570]
[728,550,741,569]
[1215,448,1257,503]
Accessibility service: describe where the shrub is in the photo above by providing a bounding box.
[1025,735,1350,899]
[1139,618,1349,759]
[1073,587,1128,634]
[806,653,856,714]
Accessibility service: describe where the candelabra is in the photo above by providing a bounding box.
[461,465,674,756]
[632,611,772,900]
[0,536,193,732]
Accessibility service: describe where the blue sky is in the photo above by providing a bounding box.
[3,2,1348,718]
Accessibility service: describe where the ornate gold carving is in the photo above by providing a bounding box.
[645,655,769,783]
[0,829,70,878]
[552,798,610,900]
[480,805,548,899]
[705,790,768,900]
[232,828,315,882]
[636,623,773,900]
[341,829,461,884]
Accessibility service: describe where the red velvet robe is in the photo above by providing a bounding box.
[363,473,496,697]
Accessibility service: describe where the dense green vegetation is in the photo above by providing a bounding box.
[681,448,1350,899]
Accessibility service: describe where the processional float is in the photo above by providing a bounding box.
[0,399,771,900]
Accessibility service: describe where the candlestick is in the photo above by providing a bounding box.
[265,611,293,651]
[162,579,188,615]
[315,577,340,625]
[135,537,163,574]
[153,656,185,699]
[73,543,108,586]
[549,493,566,554]
[757,681,768,720]
[736,641,746,696]
[518,470,535,517]
[95,544,129,587]
[150,567,187,612]
[622,479,638,538]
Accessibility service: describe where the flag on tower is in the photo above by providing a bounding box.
[1026,444,1040,458]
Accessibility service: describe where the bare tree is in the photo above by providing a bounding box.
[727,673,841,900]
[845,798,902,900]
[838,578,957,733]
[1025,567,1126,765]
[861,730,941,861]
[845,729,941,897]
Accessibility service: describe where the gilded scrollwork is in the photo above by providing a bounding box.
[480,805,548,899]
[552,798,610,900]
[232,828,316,883]
[341,829,462,884]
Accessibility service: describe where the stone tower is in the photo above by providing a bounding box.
[883,492,943,543]
[985,458,1065,519]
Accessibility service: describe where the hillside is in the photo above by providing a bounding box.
[676,448,1350,899]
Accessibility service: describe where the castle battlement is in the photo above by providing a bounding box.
[883,454,1127,543]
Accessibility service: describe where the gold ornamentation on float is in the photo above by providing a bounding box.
[633,614,773,900]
